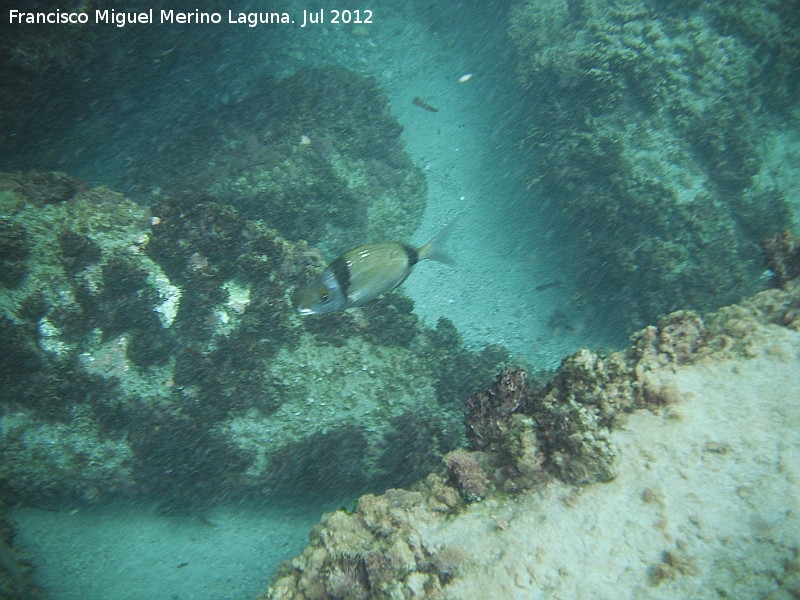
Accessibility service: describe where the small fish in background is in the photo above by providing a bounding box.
[412,97,439,112]
[535,280,562,292]
[295,221,456,315]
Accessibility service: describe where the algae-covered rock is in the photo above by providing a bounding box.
[0,219,31,288]
[127,66,426,253]
[462,270,800,492]
[0,172,504,506]
[269,488,450,600]
[509,0,797,330]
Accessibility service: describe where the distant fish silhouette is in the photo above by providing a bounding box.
[412,97,439,112]
[535,280,562,292]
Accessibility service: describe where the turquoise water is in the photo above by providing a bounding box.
[11,497,340,600]
[1,1,798,598]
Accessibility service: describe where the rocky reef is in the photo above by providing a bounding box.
[126,66,427,254]
[509,0,798,329]
[263,255,800,599]
[0,171,505,509]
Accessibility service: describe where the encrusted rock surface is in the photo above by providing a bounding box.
[263,275,800,599]
[0,172,504,507]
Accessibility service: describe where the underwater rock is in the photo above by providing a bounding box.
[268,487,452,600]
[508,0,797,330]
[263,273,800,600]
[0,172,505,506]
[442,448,488,501]
[127,412,251,508]
[58,230,102,276]
[126,66,426,252]
[19,171,83,205]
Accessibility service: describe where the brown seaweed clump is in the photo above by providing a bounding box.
[442,448,488,501]
[19,171,84,205]
[762,230,800,287]
[0,219,30,288]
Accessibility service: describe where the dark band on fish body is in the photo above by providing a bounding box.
[330,256,351,294]
[402,244,419,266]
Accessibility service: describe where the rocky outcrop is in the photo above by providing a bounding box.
[509,0,798,329]
[0,173,504,508]
[264,272,800,599]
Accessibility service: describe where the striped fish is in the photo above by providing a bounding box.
[295,222,455,315]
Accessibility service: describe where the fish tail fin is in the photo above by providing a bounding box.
[417,219,457,265]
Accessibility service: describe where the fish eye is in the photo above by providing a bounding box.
[321,292,331,302]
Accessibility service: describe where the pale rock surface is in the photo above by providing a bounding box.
[429,324,799,599]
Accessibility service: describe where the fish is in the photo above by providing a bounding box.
[295,222,456,315]
[535,280,562,292]
[412,97,439,112]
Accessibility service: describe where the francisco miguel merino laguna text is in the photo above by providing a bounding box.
[9,9,293,27]
[7,9,372,28]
